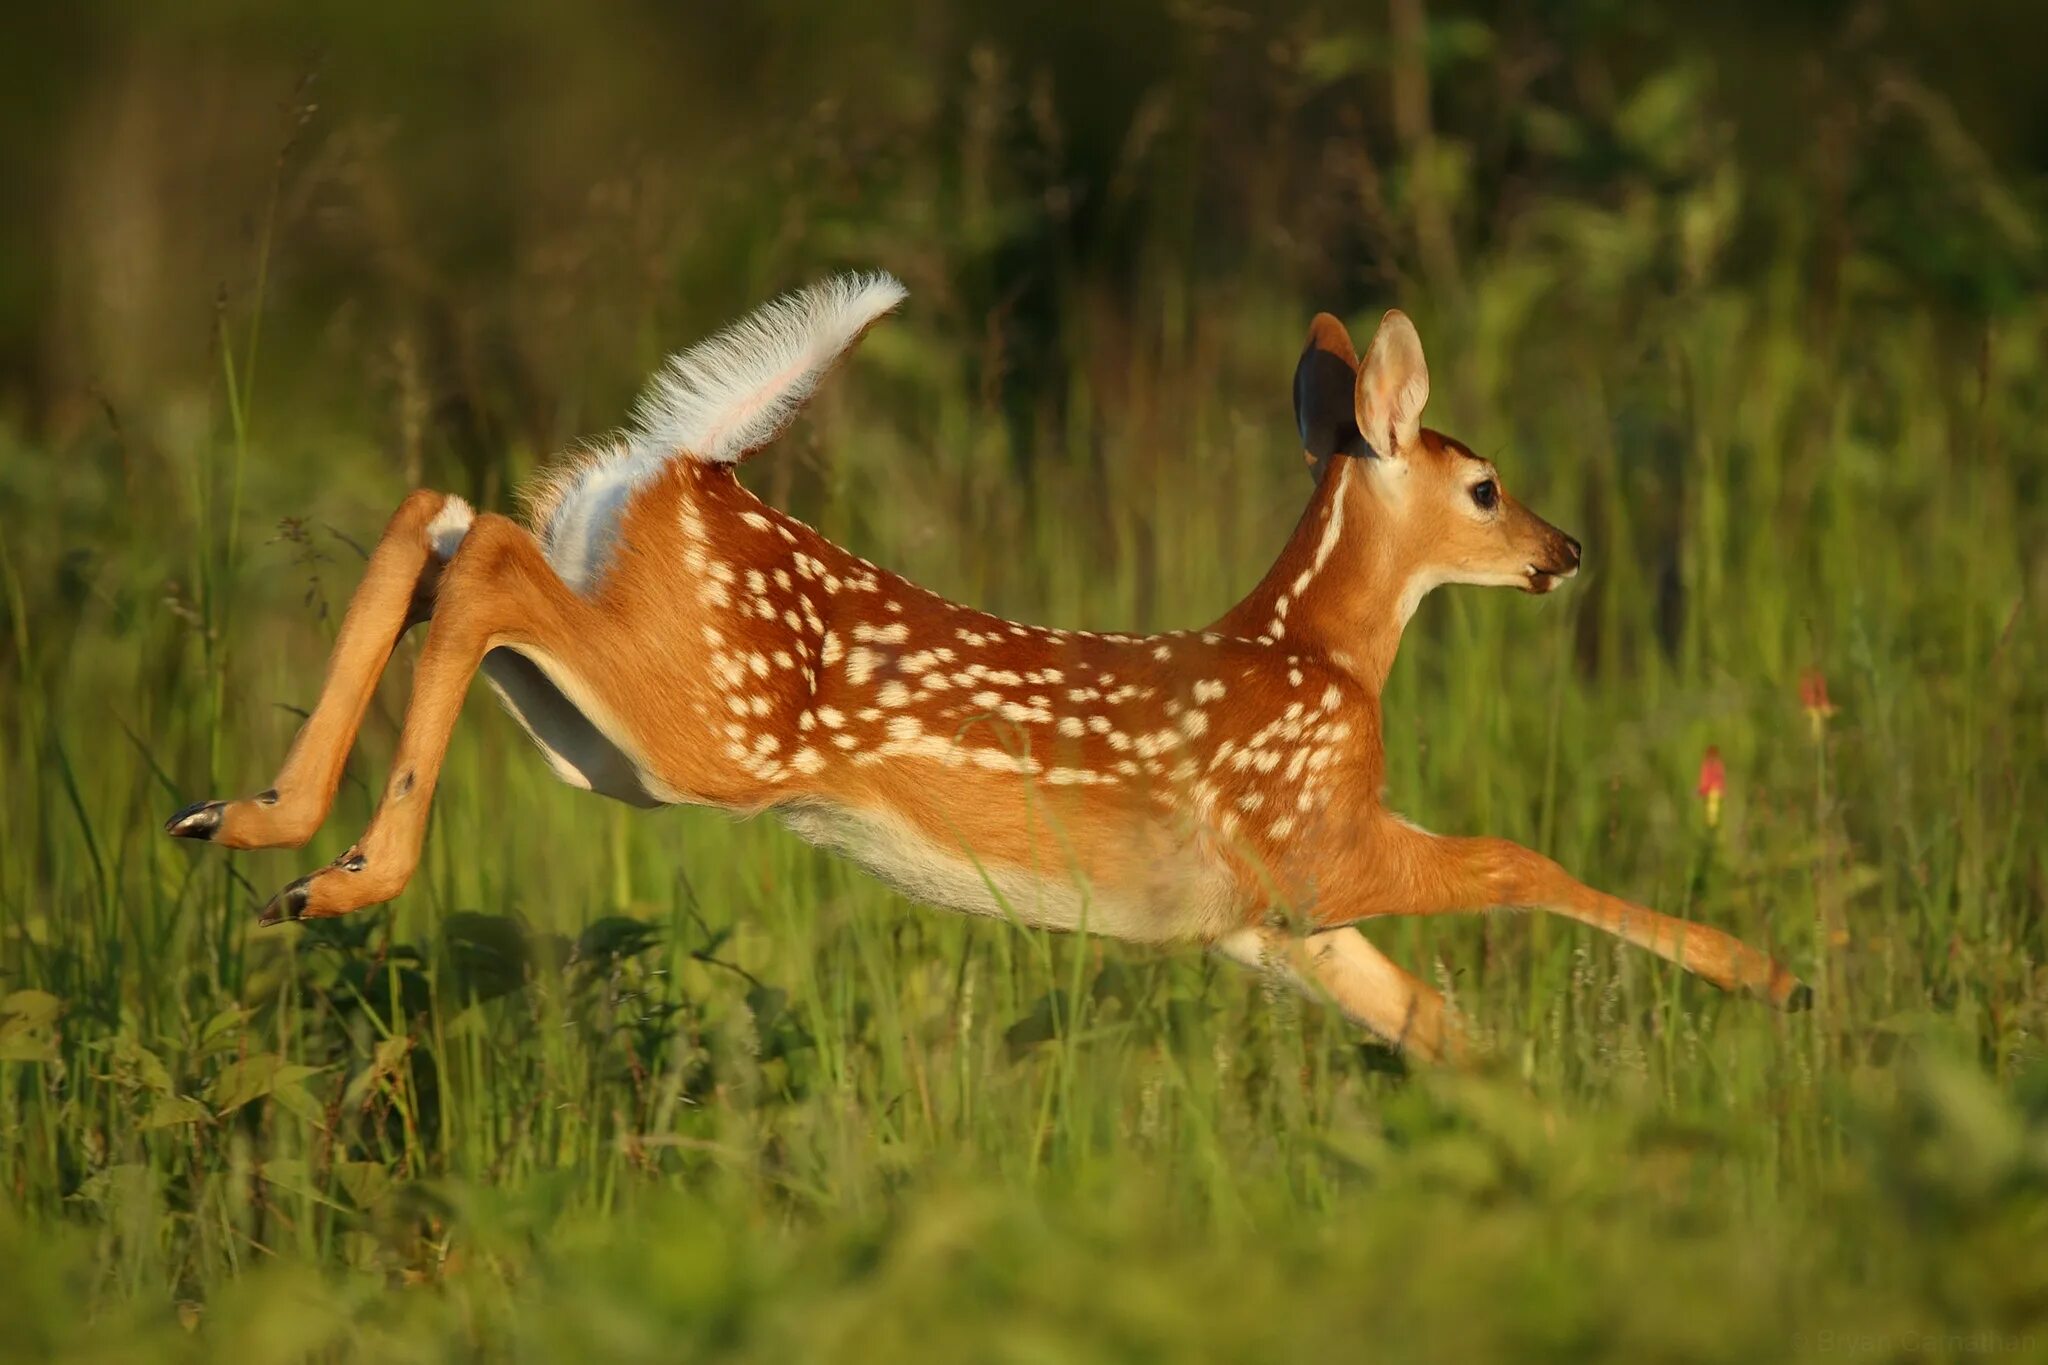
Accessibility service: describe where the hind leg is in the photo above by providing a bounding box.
[258,512,587,921]
[165,490,475,849]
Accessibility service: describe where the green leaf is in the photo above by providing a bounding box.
[574,915,662,969]
[0,990,61,1062]
[272,1082,327,1126]
[333,1161,393,1211]
[208,1056,328,1117]
[344,1035,413,1110]
[107,1036,174,1094]
[0,1034,56,1063]
[372,1035,410,1072]
[140,1094,210,1129]
[259,1159,349,1212]
[208,1055,282,1114]
[0,989,61,1030]
[197,1007,250,1055]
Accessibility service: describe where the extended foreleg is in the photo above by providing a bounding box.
[1336,822,1810,1008]
[1216,924,1469,1064]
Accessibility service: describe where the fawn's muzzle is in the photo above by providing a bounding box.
[1526,532,1581,593]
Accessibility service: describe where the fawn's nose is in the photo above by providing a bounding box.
[1562,535,1582,572]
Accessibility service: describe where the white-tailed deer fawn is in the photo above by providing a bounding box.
[166,274,1807,1062]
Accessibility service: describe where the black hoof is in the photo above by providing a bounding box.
[165,801,223,841]
[1784,981,1815,1012]
[259,878,312,926]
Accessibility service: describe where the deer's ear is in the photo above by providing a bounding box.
[1355,310,1429,460]
[1293,313,1367,483]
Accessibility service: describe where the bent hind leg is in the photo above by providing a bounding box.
[258,512,591,921]
[165,490,475,849]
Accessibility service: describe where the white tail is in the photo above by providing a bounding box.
[165,281,1807,1064]
[631,271,906,464]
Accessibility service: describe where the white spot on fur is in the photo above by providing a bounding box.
[1288,459,1351,600]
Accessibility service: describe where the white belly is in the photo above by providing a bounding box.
[775,798,1234,942]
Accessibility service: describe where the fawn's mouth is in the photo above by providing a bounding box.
[1524,562,1578,594]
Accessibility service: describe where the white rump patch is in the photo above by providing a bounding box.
[520,271,904,593]
[631,271,907,465]
[426,496,474,561]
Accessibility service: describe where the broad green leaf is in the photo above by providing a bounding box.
[272,1081,328,1126]
[208,1055,282,1114]
[198,1007,250,1054]
[0,1034,57,1063]
[141,1094,210,1129]
[108,1037,175,1094]
[334,1162,393,1211]
[208,1056,328,1116]
[0,989,61,1030]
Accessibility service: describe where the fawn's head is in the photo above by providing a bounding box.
[1294,310,1580,612]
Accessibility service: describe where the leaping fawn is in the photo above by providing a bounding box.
[166,274,1808,1062]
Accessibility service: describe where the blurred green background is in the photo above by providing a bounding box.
[2,2,2046,1360]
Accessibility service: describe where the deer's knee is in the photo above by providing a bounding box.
[442,513,532,575]
[384,488,450,538]
[1380,825,1568,912]
[430,514,557,633]
[1464,837,1576,908]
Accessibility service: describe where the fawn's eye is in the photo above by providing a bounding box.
[1470,479,1498,511]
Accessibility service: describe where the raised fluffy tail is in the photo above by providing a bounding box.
[520,271,905,592]
[630,270,906,465]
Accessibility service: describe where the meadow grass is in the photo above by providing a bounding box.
[3,265,2044,1360]
[3,15,2048,1360]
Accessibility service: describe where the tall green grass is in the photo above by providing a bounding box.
[3,7,2047,1359]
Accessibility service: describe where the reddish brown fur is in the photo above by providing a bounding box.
[166,299,1806,1063]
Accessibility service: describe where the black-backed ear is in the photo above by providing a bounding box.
[1293,313,1370,484]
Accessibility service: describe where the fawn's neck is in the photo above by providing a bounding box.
[1213,458,1416,692]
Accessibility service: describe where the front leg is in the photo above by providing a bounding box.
[1329,820,1811,1009]
[1215,924,1470,1065]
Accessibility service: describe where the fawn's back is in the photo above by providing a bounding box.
[504,454,1381,941]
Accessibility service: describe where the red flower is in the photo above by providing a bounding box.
[1697,746,1725,827]
[1799,669,1837,739]
[1696,746,1725,797]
